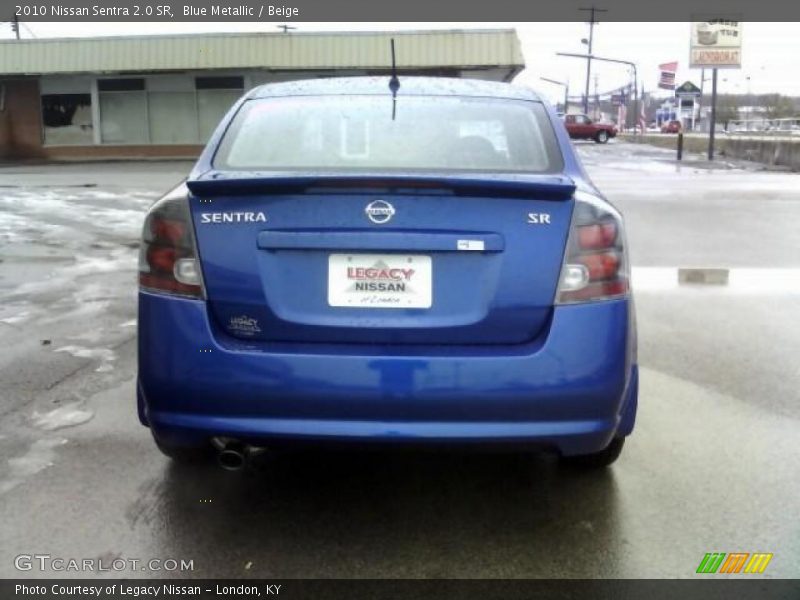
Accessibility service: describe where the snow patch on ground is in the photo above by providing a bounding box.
[55,345,116,362]
[54,344,117,373]
[0,437,68,495]
[68,329,107,343]
[0,310,30,325]
[32,403,94,431]
[6,248,136,299]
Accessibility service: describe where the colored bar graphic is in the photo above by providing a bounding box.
[696,553,726,574]
[744,553,773,574]
[719,553,749,574]
[697,552,773,574]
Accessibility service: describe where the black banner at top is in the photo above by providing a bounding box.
[4,0,800,21]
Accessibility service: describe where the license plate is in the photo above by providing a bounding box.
[328,254,432,309]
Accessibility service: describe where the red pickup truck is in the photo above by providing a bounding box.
[562,113,617,144]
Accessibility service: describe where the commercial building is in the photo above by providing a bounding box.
[0,29,524,160]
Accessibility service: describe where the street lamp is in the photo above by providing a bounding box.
[581,37,592,114]
[557,52,639,134]
[540,77,570,113]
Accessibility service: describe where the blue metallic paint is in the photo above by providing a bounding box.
[138,292,636,455]
[139,78,638,455]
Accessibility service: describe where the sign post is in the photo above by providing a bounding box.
[709,69,718,160]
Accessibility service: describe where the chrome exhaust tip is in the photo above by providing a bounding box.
[217,446,247,471]
[211,437,272,471]
[211,437,248,471]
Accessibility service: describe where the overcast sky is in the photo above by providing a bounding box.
[7,22,800,102]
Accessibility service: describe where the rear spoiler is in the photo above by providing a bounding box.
[186,171,576,201]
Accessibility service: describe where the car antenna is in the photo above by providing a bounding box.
[388,38,400,120]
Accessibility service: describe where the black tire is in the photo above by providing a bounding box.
[154,437,212,464]
[561,437,625,469]
[595,130,609,144]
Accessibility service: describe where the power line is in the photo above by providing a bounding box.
[21,21,36,38]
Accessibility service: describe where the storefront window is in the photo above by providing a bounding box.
[148,92,199,144]
[41,94,93,145]
[45,75,244,146]
[98,78,147,144]
[197,76,244,141]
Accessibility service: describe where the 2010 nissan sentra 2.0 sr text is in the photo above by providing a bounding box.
[137,77,638,470]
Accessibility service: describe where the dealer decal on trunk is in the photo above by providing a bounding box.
[227,315,262,335]
[346,262,416,293]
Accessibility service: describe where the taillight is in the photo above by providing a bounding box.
[139,185,205,298]
[556,191,629,304]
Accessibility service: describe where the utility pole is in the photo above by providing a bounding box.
[579,6,607,115]
[11,14,20,39]
[699,68,705,129]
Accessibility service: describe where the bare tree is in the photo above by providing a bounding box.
[715,95,740,129]
[762,94,796,120]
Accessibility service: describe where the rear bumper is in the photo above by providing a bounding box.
[137,292,638,456]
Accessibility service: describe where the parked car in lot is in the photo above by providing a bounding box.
[661,120,682,134]
[137,77,638,470]
[562,113,618,143]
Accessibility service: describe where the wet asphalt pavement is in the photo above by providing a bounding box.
[0,142,798,579]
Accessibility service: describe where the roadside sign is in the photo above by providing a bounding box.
[611,93,626,106]
[675,81,701,98]
[658,62,678,90]
[690,21,742,68]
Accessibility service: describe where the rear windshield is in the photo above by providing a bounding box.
[213,95,563,173]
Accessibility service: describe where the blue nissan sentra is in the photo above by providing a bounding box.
[137,77,638,469]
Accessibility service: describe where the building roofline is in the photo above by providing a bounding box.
[0,28,524,77]
[0,28,518,46]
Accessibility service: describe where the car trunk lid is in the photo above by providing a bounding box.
[187,173,575,345]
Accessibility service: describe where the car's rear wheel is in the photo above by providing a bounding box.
[595,130,609,144]
[561,437,625,468]
[154,437,212,464]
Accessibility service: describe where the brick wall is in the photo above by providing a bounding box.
[0,79,45,159]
